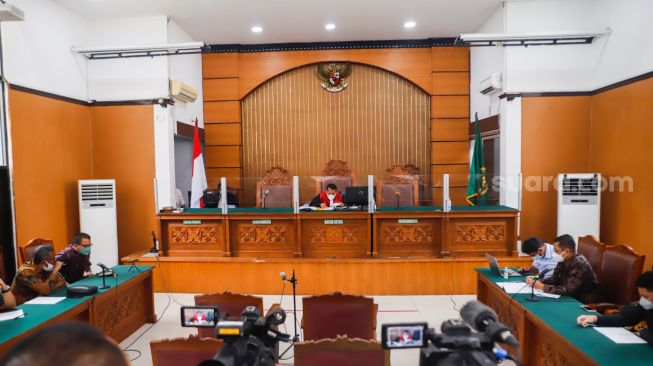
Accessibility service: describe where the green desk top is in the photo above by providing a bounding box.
[180,206,517,215]
[476,268,653,365]
[375,206,444,212]
[0,265,153,345]
[179,208,223,214]
[229,207,294,214]
[450,205,517,212]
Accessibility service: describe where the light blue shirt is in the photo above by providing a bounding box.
[533,243,557,278]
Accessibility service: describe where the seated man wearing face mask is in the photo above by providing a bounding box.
[317,183,344,208]
[526,234,602,304]
[55,232,93,283]
[577,271,653,345]
[11,245,67,305]
[517,236,559,279]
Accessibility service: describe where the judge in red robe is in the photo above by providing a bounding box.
[319,183,344,208]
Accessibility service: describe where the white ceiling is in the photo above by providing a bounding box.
[52,0,503,45]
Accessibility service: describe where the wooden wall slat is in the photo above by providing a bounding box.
[431,47,470,72]
[204,101,241,123]
[202,53,239,79]
[205,123,241,146]
[432,164,469,187]
[431,96,470,119]
[206,167,242,189]
[433,186,469,206]
[205,146,241,167]
[431,119,469,141]
[432,72,470,95]
[203,78,239,101]
[431,142,469,165]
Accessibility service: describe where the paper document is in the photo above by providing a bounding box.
[24,296,66,305]
[0,309,25,322]
[495,282,561,298]
[594,327,647,344]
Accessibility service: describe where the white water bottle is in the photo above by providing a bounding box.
[503,266,509,279]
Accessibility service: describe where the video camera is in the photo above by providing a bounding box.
[382,301,521,366]
[181,305,290,366]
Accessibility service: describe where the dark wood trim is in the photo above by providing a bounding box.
[207,38,459,53]
[469,115,499,137]
[9,84,88,106]
[9,83,171,107]
[175,121,205,141]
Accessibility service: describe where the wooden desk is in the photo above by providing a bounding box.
[476,268,653,366]
[159,213,227,256]
[445,207,518,256]
[0,265,155,353]
[299,211,371,258]
[372,208,444,257]
[227,210,299,257]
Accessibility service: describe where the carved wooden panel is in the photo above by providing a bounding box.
[170,225,218,244]
[238,225,288,244]
[95,287,144,334]
[310,226,360,244]
[455,223,505,242]
[485,293,520,340]
[383,224,433,244]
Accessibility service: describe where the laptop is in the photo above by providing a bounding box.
[485,253,523,277]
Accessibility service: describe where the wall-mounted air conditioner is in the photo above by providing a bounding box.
[170,80,198,103]
[479,72,503,95]
[557,173,601,243]
[79,180,119,267]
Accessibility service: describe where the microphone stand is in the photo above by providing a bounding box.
[395,192,400,209]
[279,269,299,359]
[262,191,269,209]
[526,275,539,302]
[99,267,109,290]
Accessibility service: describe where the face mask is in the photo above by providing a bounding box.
[553,253,564,263]
[533,254,544,260]
[79,246,91,256]
[639,297,653,310]
[43,262,54,272]
[327,194,336,200]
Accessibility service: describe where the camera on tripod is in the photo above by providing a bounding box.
[381,301,521,366]
[180,305,290,366]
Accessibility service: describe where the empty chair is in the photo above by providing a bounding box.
[194,292,265,338]
[302,292,377,340]
[377,165,419,207]
[295,336,390,366]
[256,166,293,208]
[577,235,605,282]
[20,238,55,263]
[150,335,223,366]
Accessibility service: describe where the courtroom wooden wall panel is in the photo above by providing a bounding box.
[431,142,468,165]
[433,187,468,206]
[205,146,241,168]
[432,72,470,95]
[431,47,470,72]
[432,164,469,187]
[205,123,241,146]
[203,78,239,101]
[431,119,469,141]
[90,105,157,258]
[431,96,470,119]
[590,77,653,269]
[202,53,239,79]
[520,96,591,242]
[206,168,242,189]
[8,89,93,251]
[204,101,241,123]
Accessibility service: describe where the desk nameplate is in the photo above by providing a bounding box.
[398,218,419,224]
[182,220,202,225]
[324,219,344,225]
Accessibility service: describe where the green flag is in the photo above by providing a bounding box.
[466,113,489,206]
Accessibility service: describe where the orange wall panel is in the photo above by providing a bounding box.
[431,96,470,119]
[206,168,242,189]
[431,47,470,72]
[203,78,239,101]
[432,142,469,165]
[90,105,157,258]
[202,53,239,79]
[432,72,470,95]
[432,164,469,187]
[433,186,468,206]
[205,146,241,168]
[520,96,591,242]
[431,118,469,141]
[204,101,241,123]
[205,123,241,146]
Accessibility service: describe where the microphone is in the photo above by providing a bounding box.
[460,300,519,347]
[96,262,117,278]
[262,189,270,209]
[280,271,296,284]
[395,191,401,208]
[526,267,551,302]
[150,230,159,253]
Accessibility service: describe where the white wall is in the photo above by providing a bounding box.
[470,5,505,121]
[167,19,204,128]
[85,16,169,101]
[1,0,88,100]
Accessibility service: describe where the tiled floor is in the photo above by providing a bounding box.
[120,293,487,366]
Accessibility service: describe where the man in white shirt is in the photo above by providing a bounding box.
[518,236,560,279]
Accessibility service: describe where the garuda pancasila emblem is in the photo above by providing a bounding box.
[317,62,352,93]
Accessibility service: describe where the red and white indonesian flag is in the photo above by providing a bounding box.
[190,118,208,208]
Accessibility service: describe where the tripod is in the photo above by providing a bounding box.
[279,270,299,359]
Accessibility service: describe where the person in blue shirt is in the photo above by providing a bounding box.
[518,236,560,279]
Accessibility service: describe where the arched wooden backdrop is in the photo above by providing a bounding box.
[240,63,431,205]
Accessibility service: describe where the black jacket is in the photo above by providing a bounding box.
[597,303,653,345]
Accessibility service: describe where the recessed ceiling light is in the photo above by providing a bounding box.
[251,26,263,33]
[404,21,416,29]
[325,23,336,31]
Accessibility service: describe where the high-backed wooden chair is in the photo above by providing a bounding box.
[20,238,55,263]
[150,335,223,366]
[316,160,353,194]
[255,166,292,208]
[577,235,605,281]
[295,336,390,366]
[376,165,419,207]
[599,244,645,305]
[403,164,427,203]
[194,292,265,338]
[302,292,377,341]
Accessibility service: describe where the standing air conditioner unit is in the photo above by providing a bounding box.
[557,173,601,243]
[79,180,118,267]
